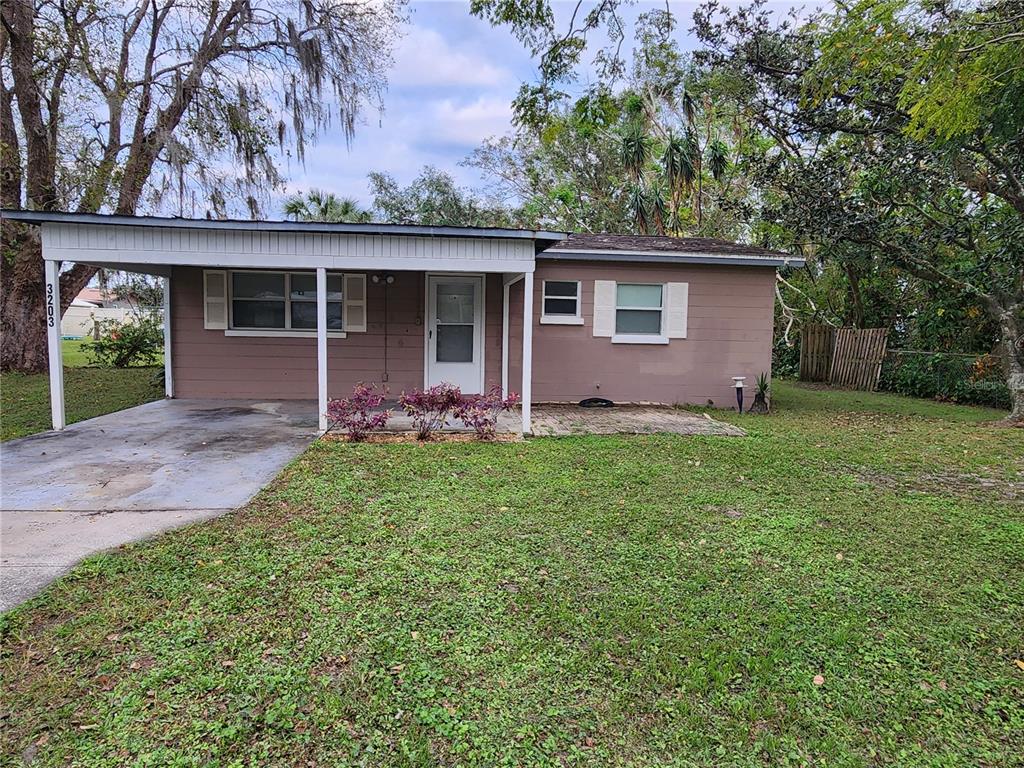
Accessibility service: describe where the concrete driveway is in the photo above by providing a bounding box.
[0,399,316,611]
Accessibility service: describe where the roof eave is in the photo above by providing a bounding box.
[542,249,806,268]
[0,209,568,244]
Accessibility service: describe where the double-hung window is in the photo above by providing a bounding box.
[540,280,583,324]
[230,271,343,332]
[615,283,664,337]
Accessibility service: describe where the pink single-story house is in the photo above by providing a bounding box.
[4,211,803,434]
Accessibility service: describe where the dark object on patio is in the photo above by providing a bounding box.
[579,397,615,408]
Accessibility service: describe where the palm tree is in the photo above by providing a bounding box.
[661,130,698,232]
[282,189,372,222]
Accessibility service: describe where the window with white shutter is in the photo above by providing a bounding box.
[592,280,615,337]
[343,274,367,332]
[206,269,365,336]
[665,282,689,339]
[203,270,227,330]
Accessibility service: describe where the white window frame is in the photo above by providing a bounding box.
[612,282,669,345]
[226,270,348,338]
[540,279,584,325]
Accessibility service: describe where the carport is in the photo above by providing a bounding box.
[1,210,566,435]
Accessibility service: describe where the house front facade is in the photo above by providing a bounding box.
[3,211,804,434]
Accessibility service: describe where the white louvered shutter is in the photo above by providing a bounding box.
[343,274,367,332]
[665,282,689,339]
[592,280,615,337]
[203,270,227,330]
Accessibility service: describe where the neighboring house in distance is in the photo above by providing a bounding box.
[63,286,135,338]
[3,211,803,433]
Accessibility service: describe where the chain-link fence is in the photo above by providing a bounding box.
[878,350,1010,409]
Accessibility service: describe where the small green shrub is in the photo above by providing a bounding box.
[772,337,800,379]
[950,380,1011,410]
[84,312,163,368]
[879,352,1010,409]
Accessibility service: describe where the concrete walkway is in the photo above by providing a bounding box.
[0,399,316,611]
[370,404,743,437]
[525,404,746,437]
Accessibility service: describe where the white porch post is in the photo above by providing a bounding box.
[521,271,534,435]
[501,280,511,398]
[316,267,328,432]
[162,276,173,397]
[502,273,524,400]
[44,259,65,431]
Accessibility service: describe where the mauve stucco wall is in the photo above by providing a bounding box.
[171,267,503,399]
[507,260,777,406]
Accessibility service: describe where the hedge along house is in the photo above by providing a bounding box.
[3,211,804,434]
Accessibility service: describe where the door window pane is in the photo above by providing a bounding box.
[233,272,285,299]
[291,301,343,329]
[616,283,662,308]
[437,325,474,362]
[233,300,285,328]
[615,309,662,334]
[437,283,475,323]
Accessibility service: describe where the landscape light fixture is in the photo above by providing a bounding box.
[732,376,746,413]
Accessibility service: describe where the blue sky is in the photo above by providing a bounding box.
[282,1,805,213]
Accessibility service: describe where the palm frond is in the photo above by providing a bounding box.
[707,139,730,182]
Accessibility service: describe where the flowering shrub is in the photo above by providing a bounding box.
[398,383,462,440]
[454,385,520,439]
[326,383,390,440]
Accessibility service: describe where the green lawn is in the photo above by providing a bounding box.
[1,339,165,440]
[0,366,163,441]
[1,383,1021,766]
[60,337,165,368]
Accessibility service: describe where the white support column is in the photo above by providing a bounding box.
[521,271,534,435]
[502,273,524,400]
[44,259,65,431]
[501,281,510,398]
[316,267,328,432]
[162,276,173,398]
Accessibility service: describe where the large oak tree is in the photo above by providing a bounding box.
[691,0,1024,421]
[1,0,404,372]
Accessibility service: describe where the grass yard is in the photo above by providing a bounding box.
[58,337,165,369]
[1,383,1021,766]
[0,365,163,441]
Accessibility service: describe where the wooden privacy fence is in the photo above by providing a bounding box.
[799,324,889,391]
[799,324,835,382]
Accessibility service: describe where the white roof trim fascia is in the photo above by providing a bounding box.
[42,247,534,274]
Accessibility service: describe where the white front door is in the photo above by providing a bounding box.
[426,275,484,394]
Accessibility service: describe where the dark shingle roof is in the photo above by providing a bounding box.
[543,233,803,267]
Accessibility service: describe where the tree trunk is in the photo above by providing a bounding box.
[0,226,97,373]
[1,230,47,372]
[995,304,1024,424]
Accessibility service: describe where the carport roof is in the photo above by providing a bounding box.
[0,209,568,245]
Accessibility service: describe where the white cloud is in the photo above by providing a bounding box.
[425,96,513,146]
[390,26,515,88]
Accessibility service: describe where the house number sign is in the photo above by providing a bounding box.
[47,282,56,328]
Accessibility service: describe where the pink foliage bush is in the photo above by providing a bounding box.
[326,383,390,441]
[398,383,463,440]
[454,385,520,439]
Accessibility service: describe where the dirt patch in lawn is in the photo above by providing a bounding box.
[855,468,1024,501]
[705,504,745,519]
